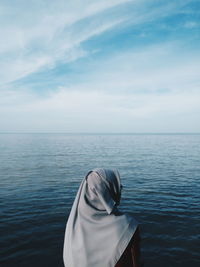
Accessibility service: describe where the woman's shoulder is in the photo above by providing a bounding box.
[115,226,140,267]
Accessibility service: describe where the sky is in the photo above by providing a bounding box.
[0,0,200,133]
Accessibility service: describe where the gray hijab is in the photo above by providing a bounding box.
[63,168,138,267]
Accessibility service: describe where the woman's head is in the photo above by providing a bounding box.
[85,168,122,214]
[63,168,138,267]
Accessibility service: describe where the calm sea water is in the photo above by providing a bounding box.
[0,133,200,267]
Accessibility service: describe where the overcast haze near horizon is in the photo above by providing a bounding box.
[0,0,200,133]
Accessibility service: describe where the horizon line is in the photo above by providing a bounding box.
[0,132,200,135]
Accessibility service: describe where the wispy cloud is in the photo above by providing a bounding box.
[0,0,131,84]
[1,85,200,132]
[0,0,199,132]
[0,0,194,85]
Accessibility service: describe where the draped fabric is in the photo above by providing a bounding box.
[63,168,138,267]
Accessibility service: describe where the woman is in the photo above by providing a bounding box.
[63,168,141,267]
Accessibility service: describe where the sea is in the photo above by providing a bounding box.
[0,133,200,267]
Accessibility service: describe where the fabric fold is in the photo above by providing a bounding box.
[63,168,138,267]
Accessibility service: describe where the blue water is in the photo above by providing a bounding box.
[0,133,200,267]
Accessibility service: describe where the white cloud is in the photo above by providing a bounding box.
[0,0,199,132]
[1,81,200,132]
[0,0,194,85]
[0,0,131,85]
[1,39,200,132]
[67,41,200,95]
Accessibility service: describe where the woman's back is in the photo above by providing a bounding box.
[63,168,140,267]
[115,227,140,267]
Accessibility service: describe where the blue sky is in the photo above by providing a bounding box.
[0,0,199,133]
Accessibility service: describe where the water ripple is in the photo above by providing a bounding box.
[0,133,200,267]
